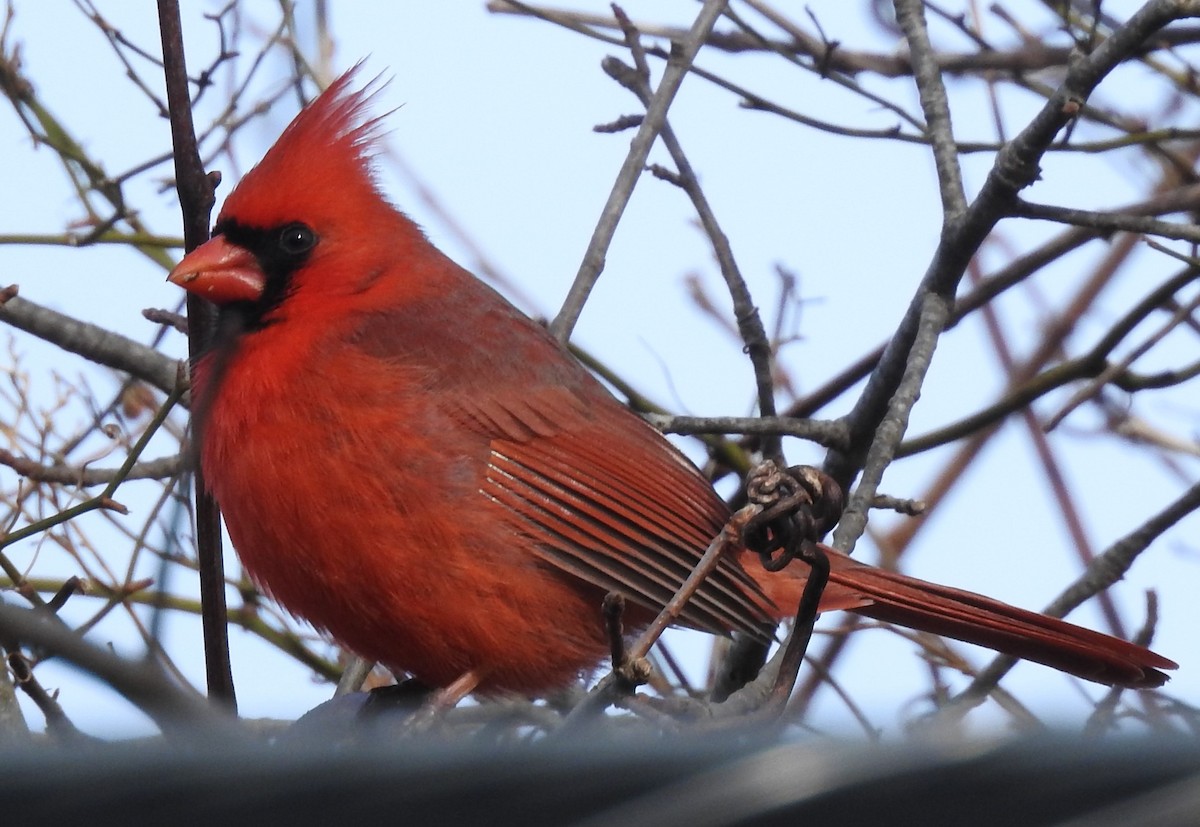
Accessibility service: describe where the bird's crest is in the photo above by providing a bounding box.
[218,64,390,230]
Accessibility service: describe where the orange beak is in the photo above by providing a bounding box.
[168,236,265,304]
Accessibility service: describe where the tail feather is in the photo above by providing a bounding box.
[750,545,1175,689]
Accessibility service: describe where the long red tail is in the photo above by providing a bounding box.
[748,545,1175,688]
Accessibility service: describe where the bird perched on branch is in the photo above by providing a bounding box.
[169,67,1174,701]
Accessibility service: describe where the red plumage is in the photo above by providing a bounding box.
[169,68,1174,696]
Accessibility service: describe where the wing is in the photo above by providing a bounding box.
[346,282,776,639]
[446,385,776,639]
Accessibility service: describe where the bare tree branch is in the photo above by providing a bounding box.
[550,0,731,343]
[157,0,235,712]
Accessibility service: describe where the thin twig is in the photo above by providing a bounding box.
[643,414,845,448]
[1013,198,1200,242]
[549,0,730,343]
[0,450,183,486]
[602,8,779,460]
[1045,289,1200,431]
[555,519,744,731]
[825,0,1200,532]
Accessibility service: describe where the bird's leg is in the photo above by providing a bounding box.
[335,655,376,696]
[390,669,485,736]
[431,669,483,710]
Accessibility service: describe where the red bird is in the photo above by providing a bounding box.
[169,69,1174,699]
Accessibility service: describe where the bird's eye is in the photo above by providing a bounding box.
[278,223,317,256]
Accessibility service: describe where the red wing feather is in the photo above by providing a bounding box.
[449,390,777,639]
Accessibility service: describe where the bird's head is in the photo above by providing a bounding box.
[169,66,406,327]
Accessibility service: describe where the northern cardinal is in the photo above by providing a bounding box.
[168,68,1174,698]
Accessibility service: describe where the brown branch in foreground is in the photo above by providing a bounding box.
[157,0,235,712]
[631,524,744,665]
[685,465,844,723]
